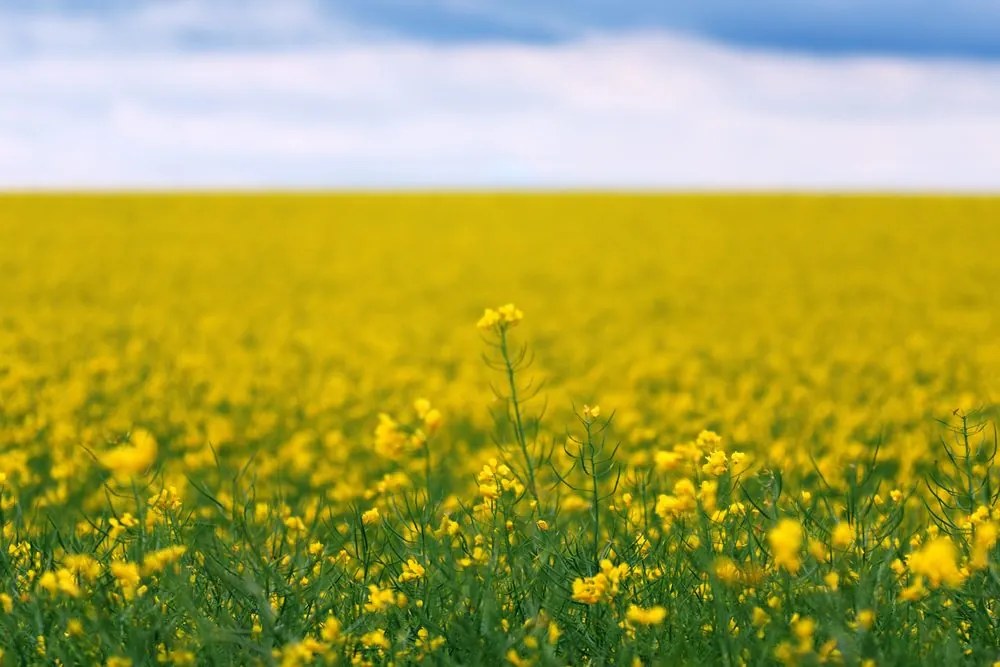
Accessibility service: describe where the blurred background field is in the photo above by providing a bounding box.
[2,194,999,504]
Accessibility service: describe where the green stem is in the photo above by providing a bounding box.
[587,420,600,565]
[962,414,975,511]
[499,327,538,503]
[424,439,433,504]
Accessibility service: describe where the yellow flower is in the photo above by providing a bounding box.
[163,650,196,667]
[730,451,750,475]
[476,459,525,501]
[571,560,629,605]
[38,568,80,597]
[497,303,523,325]
[571,578,603,605]
[714,557,740,585]
[373,414,411,460]
[148,486,183,514]
[626,604,667,626]
[320,615,342,642]
[477,308,501,330]
[856,609,875,631]
[64,554,101,581]
[792,616,815,651]
[696,430,722,449]
[702,450,727,476]
[107,513,139,541]
[109,561,142,601]
[65,618,84,638]
[583,404,601,420]
[547,620,561,644]
[655,478,698,523]
[283,516,307,535]
[141,545,187,576]
[361,507,381,526]
[37,572,58,595]
[907,536,965,588]
[99,429,158,479]
[413,397,432,418]
[506,649,529,666]
[768,519,803,574]
[831,523,853,550]
[774,641,795,666]
[423,408,442,433]
[275,639,325,667]
[360,629,390,650]
[364,584,405,612]
[971,521,999,570]
[654,450,682,472]
[899,576,928,601]
[479,303,524,330]
[698,480,718,513]
[808,538,828,563]
[415,627,446,653]
[399,558,426,583]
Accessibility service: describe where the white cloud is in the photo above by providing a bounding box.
[1,26,999,189]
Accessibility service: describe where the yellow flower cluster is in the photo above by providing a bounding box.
[768,519,804,575]
[372,398,442,461]
[906,537,966,589]
[38,569,81,598]
[109,561,142,601]
[626,605,667,626]
[477,459,525,501]
[477,303,524,330]
[571,560,630,605]
[99,429,158,480]
[141,545,187,576]
[364,584,408,613]
[399,558,426,583]
[655,479,698,522]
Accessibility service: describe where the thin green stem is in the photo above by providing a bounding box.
[499,326,538,503]
[587,420,600,565]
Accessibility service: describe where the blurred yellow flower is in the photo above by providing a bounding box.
[99,429,158,478]
[907,537,965,588]
[626,604,667,626]
[768,519,803,574]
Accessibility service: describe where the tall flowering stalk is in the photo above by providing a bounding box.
[478,303,541,503]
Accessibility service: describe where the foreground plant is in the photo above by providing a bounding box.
[0,303,998,666]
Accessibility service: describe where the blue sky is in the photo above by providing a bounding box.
[334,1,1000,58]
[7,0,1000,57]
[2,1,1000,189]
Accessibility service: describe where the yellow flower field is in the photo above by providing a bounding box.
[1,194,999,665]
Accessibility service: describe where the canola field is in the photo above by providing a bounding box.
[1,194,1000,666]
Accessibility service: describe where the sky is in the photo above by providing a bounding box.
[2,0,1000,190]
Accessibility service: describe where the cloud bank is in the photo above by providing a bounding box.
[2,8,999,189]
